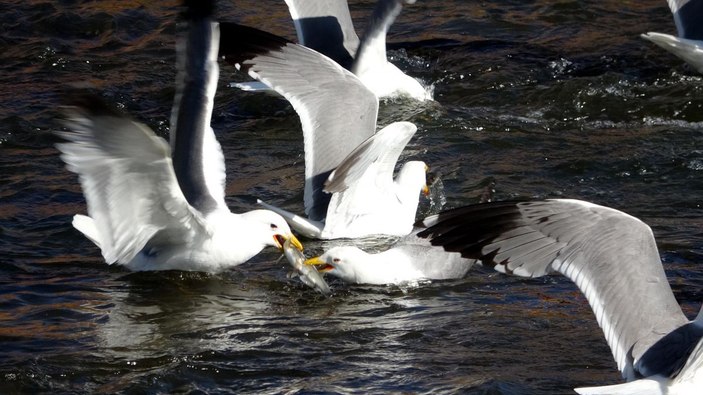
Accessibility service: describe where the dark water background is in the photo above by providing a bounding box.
[1,0,702,393]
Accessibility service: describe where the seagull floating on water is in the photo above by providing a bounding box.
[642,0,703,73]
[231,0,432,100]
[417,199,703,394]
[220,23,429,240]
[304,236,474,285]
[56,2,302,272]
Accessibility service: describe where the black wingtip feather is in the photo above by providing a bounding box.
[417,200,532,267]
[182,0,215,21]
[416,200,527,235]
[61,87,123,119]
[219,22,292,73]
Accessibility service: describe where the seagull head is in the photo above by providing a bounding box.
[244,209,303,252]
[396,160,429,199]
[304,246,371,283]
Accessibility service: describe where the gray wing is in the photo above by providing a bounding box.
[170,9,226,215]
[667,0,703,40]
[325,121,417,193]
[57,94,206,264]
[219,23,378,221]
[417,199,689,380]
[351,0,412,77]
[284,0,360,69]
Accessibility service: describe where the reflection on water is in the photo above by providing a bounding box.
[1,0,702,394]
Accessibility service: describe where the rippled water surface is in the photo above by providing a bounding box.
[1,1,702,394]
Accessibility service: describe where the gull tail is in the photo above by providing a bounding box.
[575,378,664,395]
[256,199,323,239]
[72,214,102,249]
[641,32,703,73]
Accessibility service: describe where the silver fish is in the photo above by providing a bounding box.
[283,239,331,295]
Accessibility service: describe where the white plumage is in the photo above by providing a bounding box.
[57,13,302,272]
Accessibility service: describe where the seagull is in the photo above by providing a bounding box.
[56,1,303,272]
[303,236,474,285]
[231,0,432,100]
[219,23,429,240]
[642,0,703,73]
[284,0,360,70]
[416,199,703,394]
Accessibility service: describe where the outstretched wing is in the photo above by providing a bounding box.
[57,94,207,265]
[325,121,417,193]
[418,199,689,380]
[170,11,226,215]
[219,23,378,221]
[352,0,413,78]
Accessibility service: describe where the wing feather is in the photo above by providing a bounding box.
[418,199,689,379]
[170,19,226,215]
[219,23,378,221]
[57,95,206,265]
[324,121,417,193]
[352,0,411,77]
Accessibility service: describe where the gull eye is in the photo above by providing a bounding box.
[333,258,340,263]
[270,223,278,230]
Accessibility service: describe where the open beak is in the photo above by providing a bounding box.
[274,233,304,251]
[304,256,334,272]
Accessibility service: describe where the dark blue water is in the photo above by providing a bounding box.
[1,0,702,393]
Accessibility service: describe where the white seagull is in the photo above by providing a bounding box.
[56,3,303,272]
[417,199,703,394]
[220,23,429,240]
[303,236,474,285]
[642,0,703,73]
[233,0,432,100]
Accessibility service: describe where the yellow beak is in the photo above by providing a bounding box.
[304,256,325,266]
[275,233,304,251]
[304,256,334,272]
[422,184,430,196]
[289,234,304,251]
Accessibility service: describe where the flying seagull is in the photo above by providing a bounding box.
[417,199,703,394]
[642,0,703,73]
[56,1,303,272]
[220,23,428,240]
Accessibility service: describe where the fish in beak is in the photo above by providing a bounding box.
[282,240,330,295]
